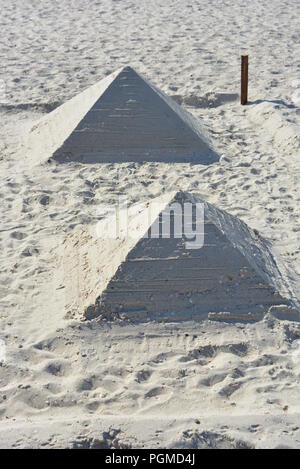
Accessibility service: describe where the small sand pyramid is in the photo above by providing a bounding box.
[60,191,295,322]
[25,66,219,164]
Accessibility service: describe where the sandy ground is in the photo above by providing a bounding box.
[0,0,300,449]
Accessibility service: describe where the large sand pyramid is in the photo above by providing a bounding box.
[60,191,296,322]
[25,66,219,164]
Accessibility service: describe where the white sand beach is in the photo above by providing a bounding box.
[0,0,300,449]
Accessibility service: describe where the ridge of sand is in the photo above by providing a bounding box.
[248,102,300,158]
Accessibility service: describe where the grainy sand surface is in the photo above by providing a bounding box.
[0,0,300,448]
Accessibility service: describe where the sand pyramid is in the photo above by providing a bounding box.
[25,67,218,164]
[60,191,295,322]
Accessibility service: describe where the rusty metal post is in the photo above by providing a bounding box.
[241,54,249,105]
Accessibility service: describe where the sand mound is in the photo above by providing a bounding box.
[58,191,296,322]
[22,66,218,165]
[248,102,300,156]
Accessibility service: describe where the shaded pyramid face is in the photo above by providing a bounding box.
[26,67,219,164]
[61,192,295,322]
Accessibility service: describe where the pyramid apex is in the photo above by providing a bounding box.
[116,65,140,76]
[120,65,137,72]
[171,190,204,205]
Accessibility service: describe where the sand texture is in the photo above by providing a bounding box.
[0,0,300,449]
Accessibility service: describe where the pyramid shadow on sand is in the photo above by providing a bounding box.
[24,67,219,165]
